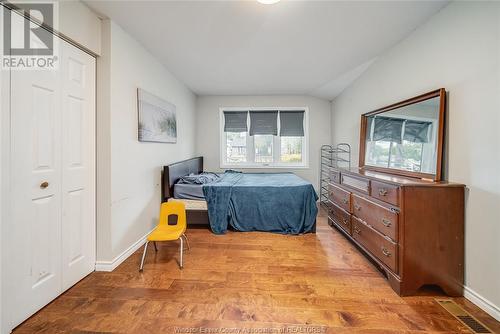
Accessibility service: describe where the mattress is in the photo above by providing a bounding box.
[203,172,317,234]
[174,183,205,200]
[168,198,207,211]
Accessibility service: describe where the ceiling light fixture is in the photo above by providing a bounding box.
[257,0,280,4]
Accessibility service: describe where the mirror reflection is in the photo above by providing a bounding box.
[364,96,440,175]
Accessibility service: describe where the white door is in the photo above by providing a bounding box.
[60,40,96,290]
[7,26,96,329]
[9,57,63,328]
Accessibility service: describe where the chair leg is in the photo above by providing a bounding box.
[139,241,149,272]
[153,241,158,252]
[183,233,190,251]
[179,237,184,269]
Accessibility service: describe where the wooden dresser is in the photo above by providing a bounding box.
[326,167,465,296]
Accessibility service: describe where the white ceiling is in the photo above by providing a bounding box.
[85,0,448,100]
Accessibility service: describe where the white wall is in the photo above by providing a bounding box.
[0,1,101,56]
[97,20,197,263]
[58,0,101,55]
[0,7,4,330]
[331,1,500,319]
[196,95,331,190]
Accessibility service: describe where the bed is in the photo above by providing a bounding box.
[162,157,210,225]
[162,157,317,234]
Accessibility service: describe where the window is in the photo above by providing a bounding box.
[221,108,308,168]
[226,132,247,163]
[280,136,303,163]
[254,135,273,163]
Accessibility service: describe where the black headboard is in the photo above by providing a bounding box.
[162,157,203,202]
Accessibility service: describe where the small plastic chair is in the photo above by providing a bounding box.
[139,201,190,271]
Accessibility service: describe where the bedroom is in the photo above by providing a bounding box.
[0,0,499,333]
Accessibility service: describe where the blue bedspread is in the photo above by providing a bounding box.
[202,173,318,234]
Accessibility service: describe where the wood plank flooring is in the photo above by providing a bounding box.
[14,209,500,333]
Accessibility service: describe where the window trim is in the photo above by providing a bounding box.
[219,107,309,169]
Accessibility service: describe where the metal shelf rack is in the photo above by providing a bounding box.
[319,143,351,207]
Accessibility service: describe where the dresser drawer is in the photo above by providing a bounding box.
[371,181,399,206]
[352,218,398,273]
[351,194,398,241]
[341,174,370,194]
[328,183,351,212]
[328,203,351,235]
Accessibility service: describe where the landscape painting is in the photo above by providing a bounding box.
[137,88,177,143]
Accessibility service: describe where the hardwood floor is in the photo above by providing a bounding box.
[14,209,500,333]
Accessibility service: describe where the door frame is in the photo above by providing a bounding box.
[0,8,98,333]
[1,9,12,331]
[0,54,10,334]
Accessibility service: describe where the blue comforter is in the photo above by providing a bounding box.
[202,173,318,234]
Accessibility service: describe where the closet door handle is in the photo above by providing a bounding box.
[40,181,49,189]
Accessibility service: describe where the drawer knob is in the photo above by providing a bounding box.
[342,218,348,225]
[40,181,49,189]
[354,204,361,211]
[354,226,361,234]
[342,198,349,204]
[378,188,388,196]
[382,219,391,227]
[381,247,391,257]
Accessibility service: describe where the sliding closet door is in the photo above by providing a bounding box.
[9,57,63,328]
[60,40,96,290]
[7,26,96,329]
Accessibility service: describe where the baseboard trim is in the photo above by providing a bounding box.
[464,285,500,321]
[94,228,154,272]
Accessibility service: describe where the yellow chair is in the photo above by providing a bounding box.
[139,201,190,271]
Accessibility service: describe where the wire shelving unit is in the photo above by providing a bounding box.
[319,143,351,207]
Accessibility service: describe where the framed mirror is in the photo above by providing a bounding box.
[359,89,446,181]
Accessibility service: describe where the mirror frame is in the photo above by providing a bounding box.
[359,88,446,181]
